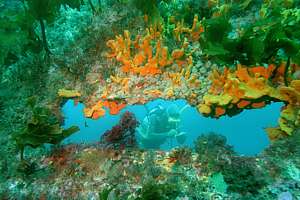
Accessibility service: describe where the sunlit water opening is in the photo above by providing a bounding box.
[62,99,283,156]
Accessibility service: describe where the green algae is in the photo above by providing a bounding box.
[12,97,79,161]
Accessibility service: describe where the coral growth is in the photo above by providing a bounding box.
[221,157,268,195]
[194,133,235,174]
[2,0,300,198]
[197,64,280,117]
[43,145,79,172]
[58,89,81,98]
[279,80,300,106]
[265,80,300,139]
[173,14,204,41]
[83,16,207,116]
[106,27,192,76]
[84,100,126,119]
[168,147,192,165]
[197,64,300,138]
[100,111,139,149]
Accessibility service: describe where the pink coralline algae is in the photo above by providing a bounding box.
[100,111,139,149]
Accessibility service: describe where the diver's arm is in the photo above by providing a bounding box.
[179,104,190,114]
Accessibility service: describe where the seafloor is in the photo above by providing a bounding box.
[0,0,300,199]
[2,136,300,199]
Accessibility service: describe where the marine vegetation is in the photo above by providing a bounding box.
[199,4,300,66]
[26,0,77,55]
[137,179,180,200]
[194,132,235,173]
[221,156,269,195]
[132,0,171,24]
[0,0,300,199]
[100,111,139,149]
[12,97,79,161]
[168,146,192,165]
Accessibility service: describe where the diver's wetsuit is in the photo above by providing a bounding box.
[137,105,179,148]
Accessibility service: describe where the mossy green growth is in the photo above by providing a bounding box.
[26,0,81,54]
[0,0,82,65]
[0,8,41,67]
[98,186,115,200]
[200,1,300,66]
[137,179,180,200]
[132,0,170,24]
[12,97,79,160]
[200,16,232,63]
[26,0,81,22]
[194,133,235,173]
[221,157,269,195]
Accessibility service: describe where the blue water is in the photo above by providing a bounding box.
[62,99,283,155]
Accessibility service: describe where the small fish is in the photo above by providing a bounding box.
[84,121,88,127]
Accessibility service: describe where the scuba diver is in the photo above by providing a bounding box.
[136,103,189,149]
